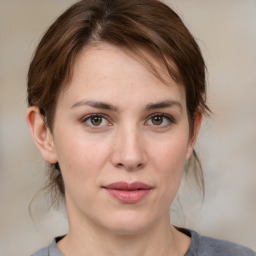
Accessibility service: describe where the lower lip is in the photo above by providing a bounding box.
[105,189,151,203]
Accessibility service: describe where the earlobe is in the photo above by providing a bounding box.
[26,107,58,164]
[186,111,202,160]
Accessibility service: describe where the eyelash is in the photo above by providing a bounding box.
[81,113,175,129]
[81,114,111,129]
[146,113,176,127]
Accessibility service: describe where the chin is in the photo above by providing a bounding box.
[101,210,155,235]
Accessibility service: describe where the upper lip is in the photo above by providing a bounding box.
[103,182,153,190]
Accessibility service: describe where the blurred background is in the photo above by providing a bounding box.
[0,0,255,255]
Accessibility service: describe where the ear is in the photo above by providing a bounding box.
[26,107,58,164]
[185,111,202,160]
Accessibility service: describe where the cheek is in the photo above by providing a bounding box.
[152,134,189,194]
[53,132,116,200]
[153,134,189,168]
[54,121,109,164]
[57,140,107,175]
[55,138,104,204]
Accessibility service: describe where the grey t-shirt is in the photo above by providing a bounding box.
[30,229,256,256]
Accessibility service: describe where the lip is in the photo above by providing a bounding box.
[103,182,153,204]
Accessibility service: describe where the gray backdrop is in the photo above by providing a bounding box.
[0,0,255,255]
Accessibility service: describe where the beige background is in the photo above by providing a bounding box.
[0,0,255,255]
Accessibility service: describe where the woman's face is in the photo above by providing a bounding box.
[49,43,198,234]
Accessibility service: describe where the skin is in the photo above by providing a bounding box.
[27,43,201,256]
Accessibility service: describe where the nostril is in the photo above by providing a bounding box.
[137,163,144,168]
[115,162,144,171]
[116,163,124,168]
[128,163,144,171]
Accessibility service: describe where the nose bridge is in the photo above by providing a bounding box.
[112,122,146,170]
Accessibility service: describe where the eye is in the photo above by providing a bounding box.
[82,114,110,128]
[151,115,164,125]
[146,114,175,127]
[90,115,103,126]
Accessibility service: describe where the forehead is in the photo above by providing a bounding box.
[80,43,179,81]
[60,43,186,108]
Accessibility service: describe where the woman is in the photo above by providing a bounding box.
[26,0,255,255]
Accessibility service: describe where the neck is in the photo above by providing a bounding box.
[57,210,190,256]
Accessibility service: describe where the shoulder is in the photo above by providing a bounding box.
[30,237,63,256]
[30,246,49,256]
[187,229,256,256]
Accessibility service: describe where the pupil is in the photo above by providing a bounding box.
[152,116,163,125]
[91,116,102,126]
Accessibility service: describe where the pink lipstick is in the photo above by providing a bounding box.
[103,182,152,203]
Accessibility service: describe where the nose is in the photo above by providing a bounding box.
[111,126,147,171]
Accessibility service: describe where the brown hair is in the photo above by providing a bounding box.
[27,0,210,205]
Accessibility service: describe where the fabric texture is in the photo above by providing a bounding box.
[30,229,256,256]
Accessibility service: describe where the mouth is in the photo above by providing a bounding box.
[102,182,153,204]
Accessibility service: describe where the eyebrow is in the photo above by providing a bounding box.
[71,99,182,112]
[71,100,118,111]
[144,100,183,112]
